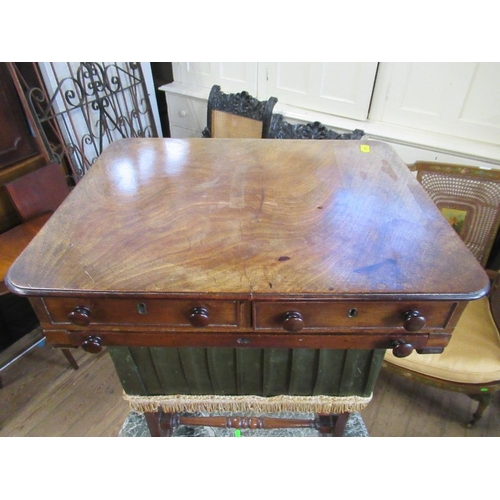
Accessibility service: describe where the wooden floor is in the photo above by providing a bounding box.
[0,334,129,437]
[363,368,500,437]
[1,334,499,437]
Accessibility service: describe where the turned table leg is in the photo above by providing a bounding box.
[144,411,178,437]
[143,410,351,437]
[61,348,79,370]
[317,412,349,437]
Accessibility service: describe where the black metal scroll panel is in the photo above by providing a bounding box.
[26,62,158,181]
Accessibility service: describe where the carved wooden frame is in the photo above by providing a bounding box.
[202,85,278,138]
[267,113,364,140]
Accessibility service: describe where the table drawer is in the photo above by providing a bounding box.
[43,298,240,328]
[253,301,456,333]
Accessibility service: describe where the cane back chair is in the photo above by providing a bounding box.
[383,161,500,426]
[202,85,278,139]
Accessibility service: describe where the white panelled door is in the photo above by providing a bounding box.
[263,62,379,120]
[172,63,258,94]
[370,62,500,145]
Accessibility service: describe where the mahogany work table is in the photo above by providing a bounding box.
[5,138,489,436]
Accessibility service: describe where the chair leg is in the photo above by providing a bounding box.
[60,348,79,370]
[468,393,492,427]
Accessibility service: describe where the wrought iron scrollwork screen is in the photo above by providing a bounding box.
[17,62,158,181]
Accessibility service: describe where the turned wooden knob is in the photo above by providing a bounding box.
[68,306,91,326]
[282,311,304,332]
[392,340,414,358]
[189,307,210,327]
[403,310,426,332]
[81,335,102,354]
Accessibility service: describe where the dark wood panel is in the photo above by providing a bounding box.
[253,300,455,331]
[0,63,38,170]
[0,153,46,233]
[49,329,431,352]
[44,297,243,327]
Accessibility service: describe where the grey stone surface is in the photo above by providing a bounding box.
[119,411,369,437]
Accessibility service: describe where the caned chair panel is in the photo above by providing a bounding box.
[211,110,263,139]
[384,161,500,426]
[203,85,277,139]
[410,162,500,267]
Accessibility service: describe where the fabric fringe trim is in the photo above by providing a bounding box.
[122,392,372,414]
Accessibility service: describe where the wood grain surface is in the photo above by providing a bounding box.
[6,138,488,300]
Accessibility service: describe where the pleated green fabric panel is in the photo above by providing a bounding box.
[108,347,384,398]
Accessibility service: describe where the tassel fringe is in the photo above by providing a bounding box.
[123,392,372,414]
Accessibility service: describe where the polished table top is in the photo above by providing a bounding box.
[6,138,488,301]
[5,138,490,356]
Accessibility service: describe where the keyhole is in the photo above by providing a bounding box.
[348,308,358,318]
[137,302,148,315]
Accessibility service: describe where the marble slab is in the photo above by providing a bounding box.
[119,411,369,437]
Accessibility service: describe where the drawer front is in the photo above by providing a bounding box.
[253,301,456,333]
[43,298,240,328]
[165,93,206,130]
[169,125,202,139]
[58,330,431,352]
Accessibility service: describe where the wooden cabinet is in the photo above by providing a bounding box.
[31,295,464,355]
[0,63,39,171]
[163,86,209,138]
[6,138,489,357]
[0,63,55,380]
[0,63,48,234]
[5,137,489,435]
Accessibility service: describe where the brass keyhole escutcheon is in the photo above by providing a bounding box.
[137,302,148,315]
[348,308,358,318]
